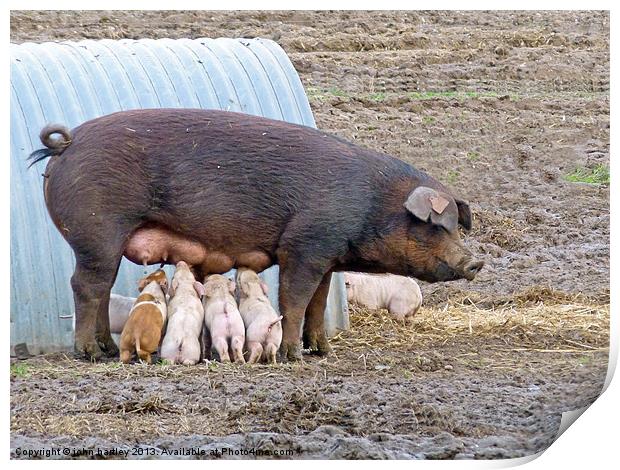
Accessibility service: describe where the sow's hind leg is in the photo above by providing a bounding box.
[276,248,333,362]
[70,226,132,360]
[95,282,120,357]
[302,272,333,357]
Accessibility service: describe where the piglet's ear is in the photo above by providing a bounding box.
[137,278,148,292]
[193,281,205,298]
[228,280,236,294]
[260,281,269,296]
[168,279,176,298]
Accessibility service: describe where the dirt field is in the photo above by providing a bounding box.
[10,11,610,459]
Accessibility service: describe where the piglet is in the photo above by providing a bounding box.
[119,270,168,364]
[73,293,136,336]
[237,269,283,364]
[160,261,206,365]
[202,274,245,364]
[343,272,423,321]
[108,294,137,334]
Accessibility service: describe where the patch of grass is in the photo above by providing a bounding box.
[446,170,459,184]
[466,151,480,161]
[408,91,501,100]
[306,86,350,101]
[10,363,30,378]
[422,116,435,125]
[464,91,500,99]
[327,87,348,97]
[307,88,605,105]
[409,91,456,100]
[368,92,387,101]
[564,164,609,185]
[158,359,172,366]
[578,355,592,366]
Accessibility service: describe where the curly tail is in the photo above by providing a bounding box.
[267,316,283,332]
[27,124,72,168]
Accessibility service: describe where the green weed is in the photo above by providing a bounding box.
[564,164,609,185]
[368,92,387,101]
[10,363,30,378]
[446,170,459,184]
[407,91,501,100]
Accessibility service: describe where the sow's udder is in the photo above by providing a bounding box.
[124,226,208,266]
[123,226,272,274]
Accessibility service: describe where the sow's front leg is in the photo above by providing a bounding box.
[276,251,330,362]
[302,272,333,356]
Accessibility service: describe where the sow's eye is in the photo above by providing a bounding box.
[434,224,451,235]
[407,217,434,236]
[409,220,449,240]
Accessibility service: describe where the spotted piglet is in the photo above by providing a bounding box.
[202,274,245,364]
[119,270,168,364]
[237,269,283,364]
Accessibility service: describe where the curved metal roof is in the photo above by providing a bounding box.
[11,37,347,353]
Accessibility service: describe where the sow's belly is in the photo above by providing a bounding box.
[123,225,273,274]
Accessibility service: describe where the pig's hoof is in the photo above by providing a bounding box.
[96,334,119,357]
[74,338,103,361]
[278,342,302,362]
[315,336,332,356]
[303,331,332,356]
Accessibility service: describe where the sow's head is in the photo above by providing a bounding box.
[371,186,484,283]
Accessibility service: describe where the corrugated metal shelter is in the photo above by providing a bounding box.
[11,37,349,354]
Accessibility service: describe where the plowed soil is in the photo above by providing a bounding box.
[10,10,610,460]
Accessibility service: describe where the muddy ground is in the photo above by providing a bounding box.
[10,10,610,460]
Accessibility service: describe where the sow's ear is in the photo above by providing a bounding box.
[404,186,458,232]
[455,198,473,231]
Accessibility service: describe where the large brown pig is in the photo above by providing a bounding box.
[30,109,483,361]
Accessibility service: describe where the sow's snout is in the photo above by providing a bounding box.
[460,258,484,281]
[433,256,484,282]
